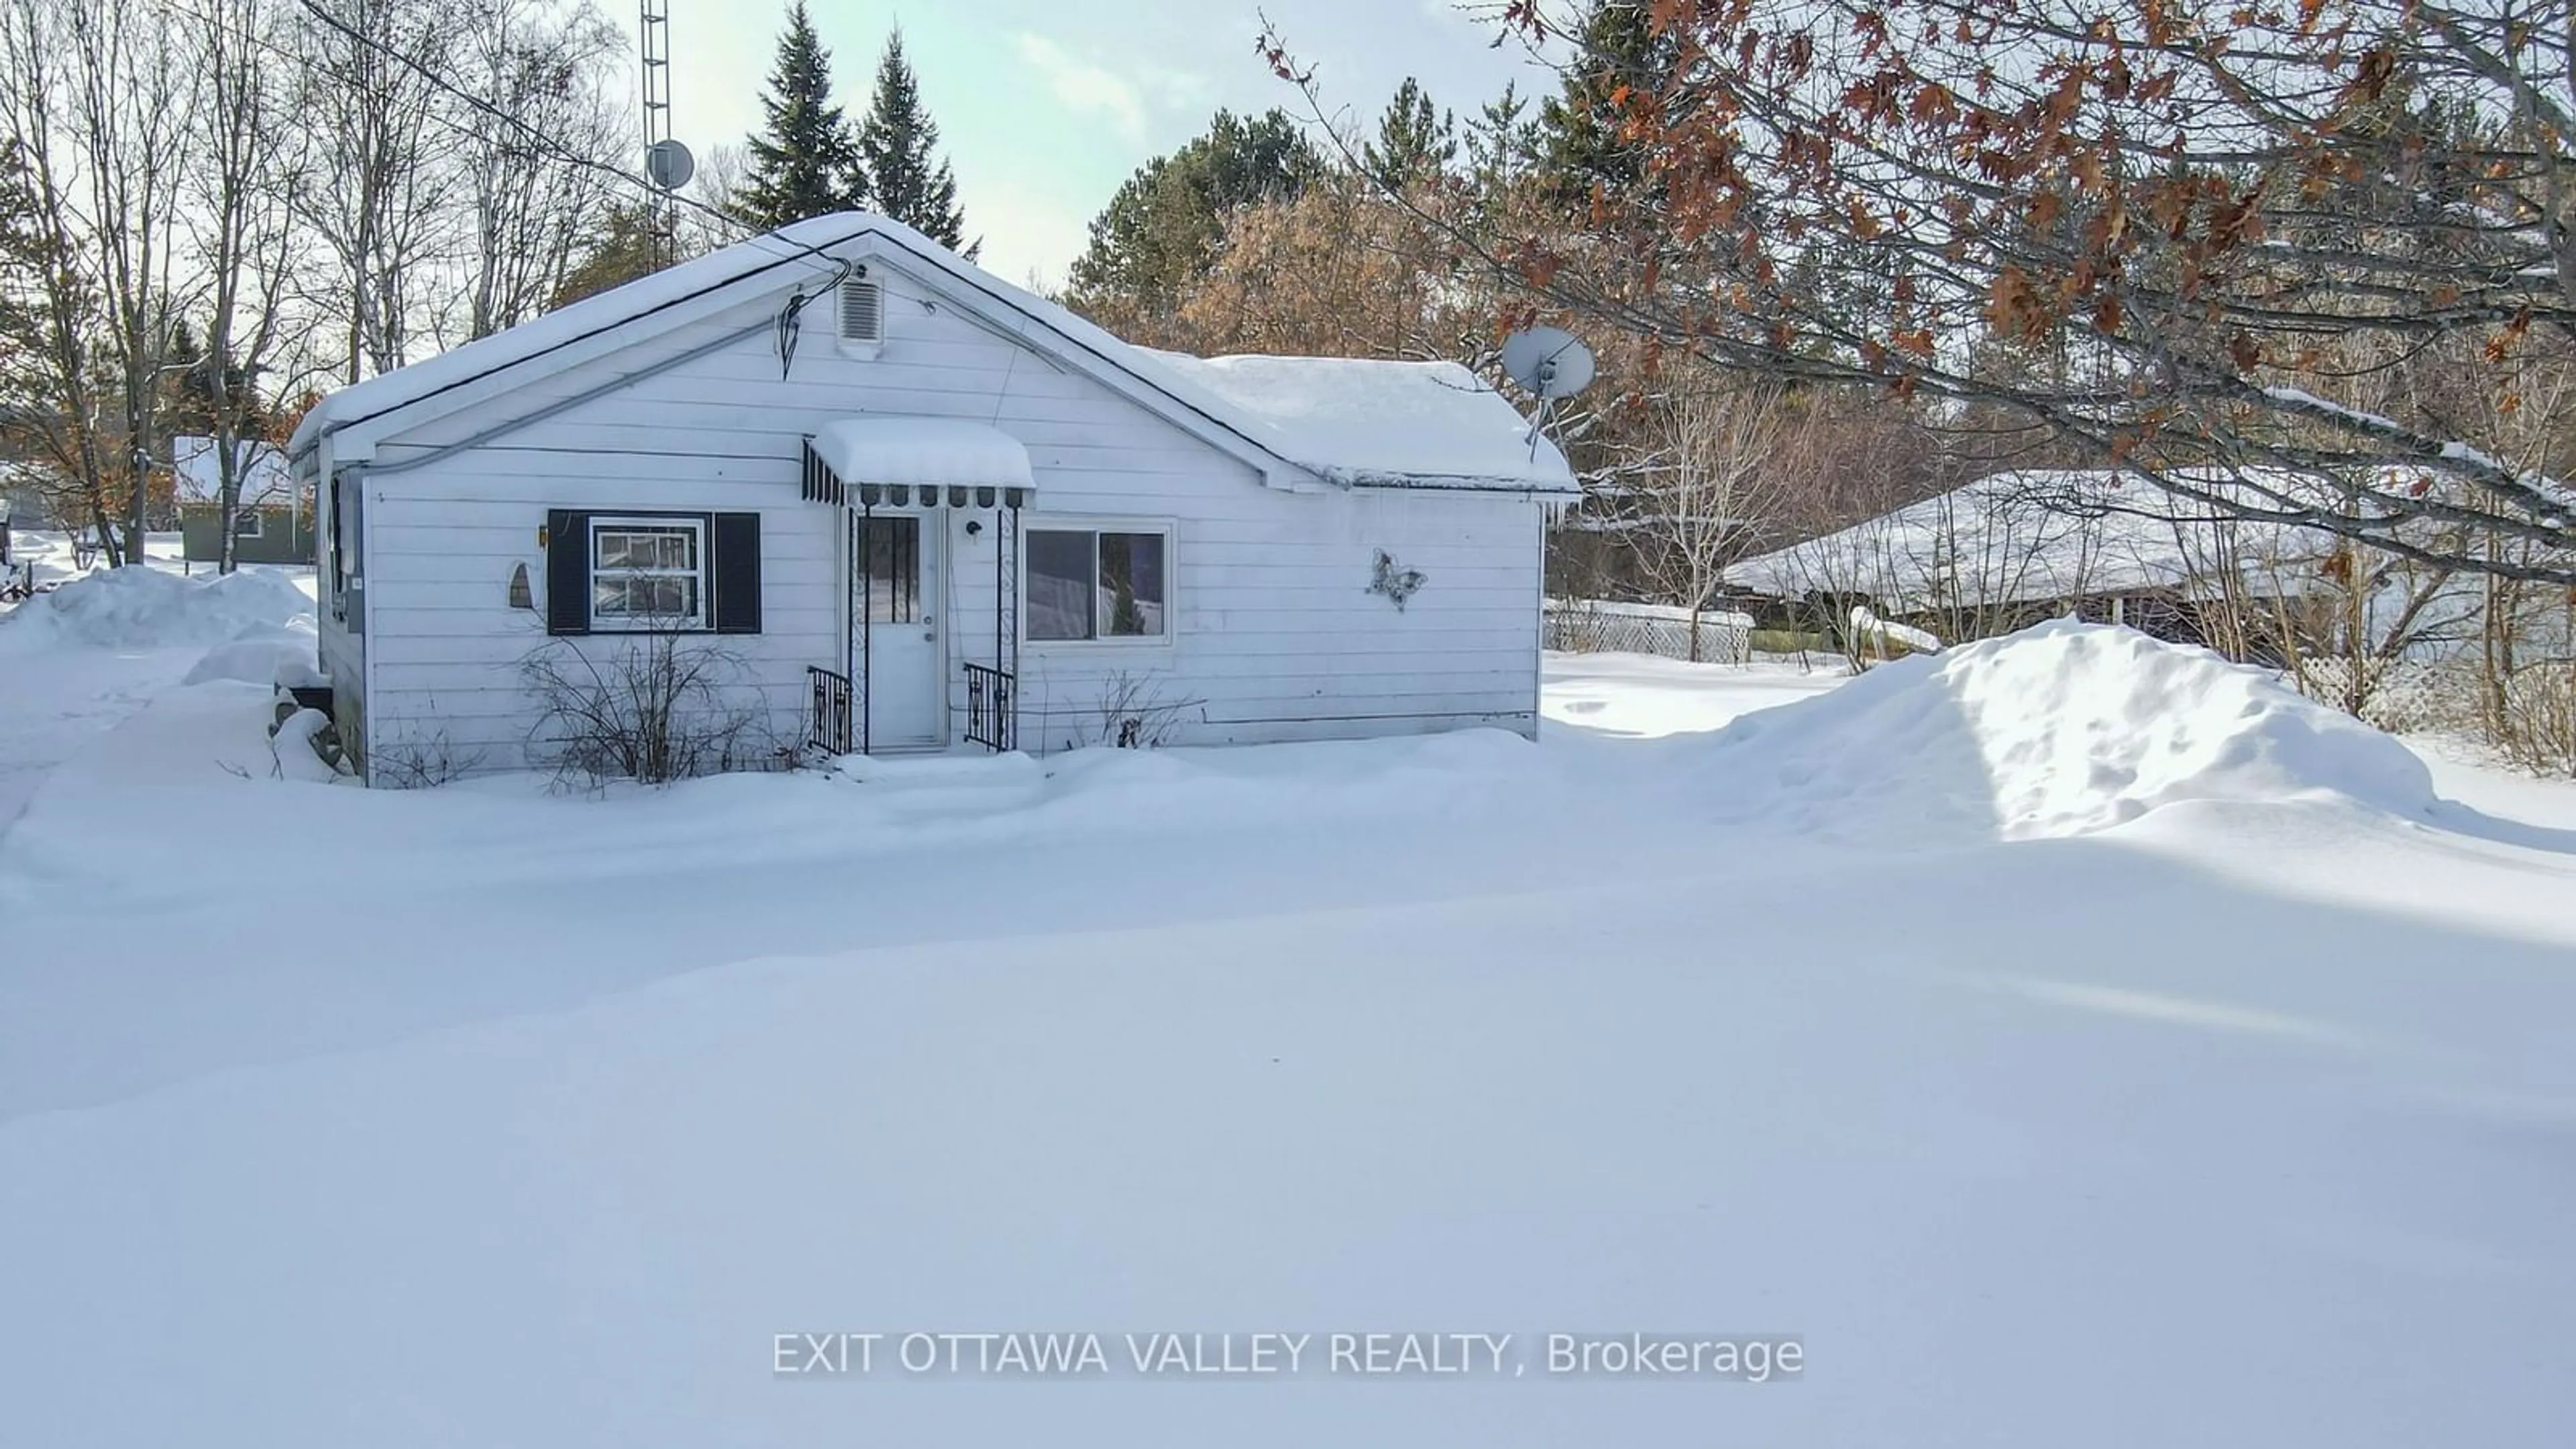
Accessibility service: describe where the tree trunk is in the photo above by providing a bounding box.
[123,385,147,569]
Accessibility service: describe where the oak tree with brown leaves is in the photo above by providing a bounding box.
[1286,1,2576,584]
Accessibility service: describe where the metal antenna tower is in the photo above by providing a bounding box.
[639,0,676,266]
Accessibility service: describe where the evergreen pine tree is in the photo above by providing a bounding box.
[857,28,971,254]
[737,2,862,229]
[1465,80,1542,198]
[1538,0,1678,201]
[1065,109,1321,312]
[1363,78,1456,191]
[550,204,665,309]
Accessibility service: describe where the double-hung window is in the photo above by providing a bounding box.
[1027,526,1169,642]
[545,508,759,637]
[589,517,708,630]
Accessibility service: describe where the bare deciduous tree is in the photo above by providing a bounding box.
[178,0,310,572]
[0,0,195,566]
[455,0,626,341]
[292,0,458,380]
[1632,381,1805,659]
[0,3,125,557]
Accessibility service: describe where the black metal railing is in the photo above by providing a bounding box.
[808,665,853,756]
[963,662,1015,752]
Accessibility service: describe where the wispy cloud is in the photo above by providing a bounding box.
[1015,34,1151,142]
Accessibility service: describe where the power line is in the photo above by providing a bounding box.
[170,0,850,287]
[50,0,865,401]
[165,0,722,248]
[287,0,775,251]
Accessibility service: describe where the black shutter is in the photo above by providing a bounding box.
[545,508,590,635]
[712,511,762,634]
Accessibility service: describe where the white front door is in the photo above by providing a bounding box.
[859,513,943,749]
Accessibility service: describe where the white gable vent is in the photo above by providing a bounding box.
[839,276,883,345]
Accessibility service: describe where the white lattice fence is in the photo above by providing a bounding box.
[1546,600,1754,665]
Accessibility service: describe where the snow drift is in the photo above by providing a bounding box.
[182,635,326,690]
[0,565,313,652]
[1700,621,2435,843]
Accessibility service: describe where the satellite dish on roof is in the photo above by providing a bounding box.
[645,138,695,191]
[1501,325,1597,400]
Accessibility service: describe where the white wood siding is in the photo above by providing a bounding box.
[347,265,1545,779]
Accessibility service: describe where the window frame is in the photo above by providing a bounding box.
[232,507,264,539]
[587,514,711,633]
[1023,519,1176,648]
[860,512,924,625]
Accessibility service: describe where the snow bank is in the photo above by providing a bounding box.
[0,564,313,651]
[1700,621,2435,843]
[182,634,327,690]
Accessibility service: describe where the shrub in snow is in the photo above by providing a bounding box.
[1088,671,1199,749]
[521,635,777,786]
[370,717,486,789]
[1699,619,2436,843]
[2495,665,2576,777]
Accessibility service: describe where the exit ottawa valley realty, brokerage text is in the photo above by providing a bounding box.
[773,1332,1803,1383]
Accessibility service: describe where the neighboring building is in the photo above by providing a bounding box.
[288,213,1578,784]
[1727,469,2346,651]
[174,435,312,566]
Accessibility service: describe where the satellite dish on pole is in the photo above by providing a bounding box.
[1501,325,1597,400]
[645,138,695,191]
[1501,325,1596,463]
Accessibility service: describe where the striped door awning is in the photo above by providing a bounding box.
[801,418,1034,508]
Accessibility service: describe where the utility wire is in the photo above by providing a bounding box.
[281,0,832,276]
[136,0,868,428]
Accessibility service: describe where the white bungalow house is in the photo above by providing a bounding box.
[290,213,1578,784]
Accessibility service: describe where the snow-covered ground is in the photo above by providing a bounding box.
[2,526,189,592]
[2,601,2573,1447]
[0,537,317,830]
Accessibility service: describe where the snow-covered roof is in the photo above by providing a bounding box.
[808,417,1033,491]
[171,435,293,505]
[1730,470,2342,609]
[1142,352,1573,492]
[292,213,1578,496]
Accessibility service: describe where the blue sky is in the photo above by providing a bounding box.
[628,1,1561,287]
